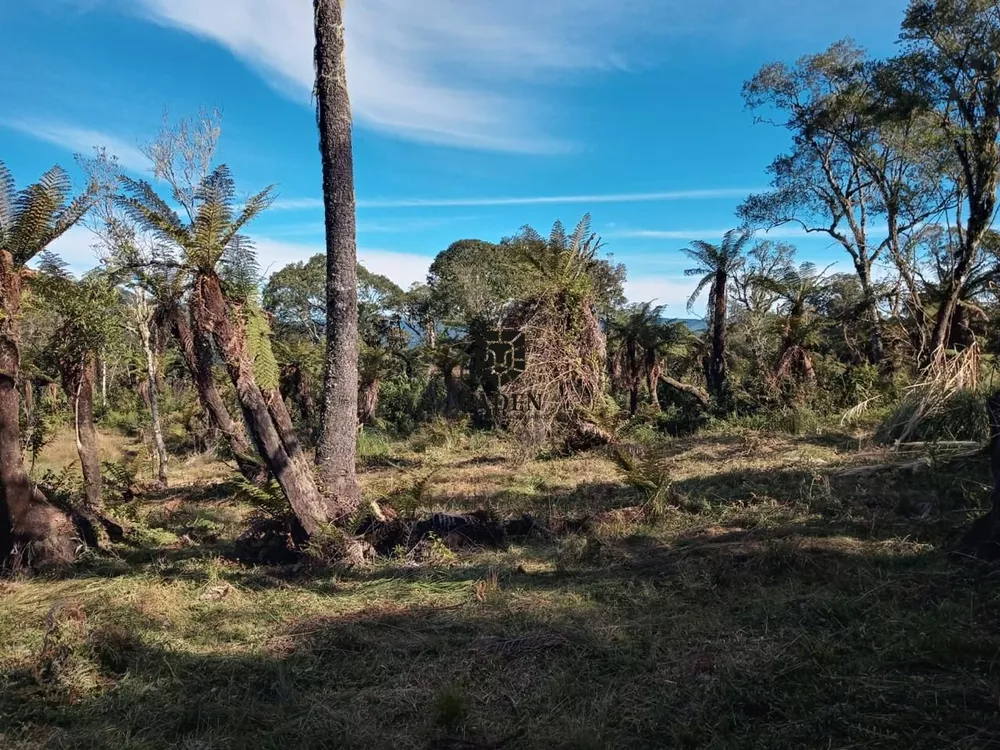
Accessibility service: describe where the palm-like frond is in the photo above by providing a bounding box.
[0,161,15,236]
[681,240,721,268]
[117,177,189,248]
[686,273,714,313]
[549,220,567,251]
[11,182,64,262]
[117,166,271,284]
[221,186,275,250]
[220,233,261,298]
[569,214,592,252]
[2,164,95,266]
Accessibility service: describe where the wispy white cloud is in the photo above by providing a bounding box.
[45,225,103,271]
[261,217,477,237]
[254,236,431,289]
[1,118,149,174]
[119,0,661,152]
[269,198,325,211]
[271,188,760,212]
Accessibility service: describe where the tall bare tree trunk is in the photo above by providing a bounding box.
[193,273,335,534]
[707,272,729,404]
[0,251,76,568]
[169,307,265,484]
[142,328,169,489]
[359,378,379,425]
[135,298,168,489]
[61,354,103,509]
[314,0,361,517]
[646,351,661,411]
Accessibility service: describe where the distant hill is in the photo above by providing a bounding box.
[665,317,707,333]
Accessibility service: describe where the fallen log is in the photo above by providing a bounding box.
[659,375,710,410]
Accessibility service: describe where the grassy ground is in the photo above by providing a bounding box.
[2,424,1000,749]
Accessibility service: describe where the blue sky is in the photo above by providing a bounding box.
[1,0,911,314]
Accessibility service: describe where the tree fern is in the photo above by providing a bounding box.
[1,163,94,267]
[244,294,281,391]
[231,477,288,519]
[0,161,16,235]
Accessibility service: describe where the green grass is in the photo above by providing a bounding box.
[2,428,1000,749]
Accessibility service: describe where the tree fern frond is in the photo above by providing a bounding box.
[683,266,711,277]
[195,165,237,217]
[35,250,72,280]
[569,213,592,251]
[117,177,189,247]
[518,225,544,246]
[245,294,281,391]
[40,191,95,250]
[0,161,15,236]
[549,220,567,251]
[220,233,261,298]
[686,274,713,312]
[221,185,275,249]
[35,166,73,206]
[9,185,57,262]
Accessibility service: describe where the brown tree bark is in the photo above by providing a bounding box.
[0,251,76,568]
[359,378,379,425]
[169,306,266,484]
[192,273,335,534]
[314,0,361,517]
[646,351,661,411]
[137,318,168,489]
[59,353,102,509]
[659,375,711,411]
[706,272,729,402]
[281,364,317,429]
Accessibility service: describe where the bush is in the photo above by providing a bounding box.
[378,374,435,437]
[410,417,470,453]
[877,388,989,444]
[655,403,710,437]
[100,409,141,436]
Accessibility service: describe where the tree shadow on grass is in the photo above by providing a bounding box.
[139,478,245,505]
[6,527,1000,750]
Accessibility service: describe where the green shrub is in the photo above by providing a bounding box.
[877,388,989,444]
[357,429,392,463]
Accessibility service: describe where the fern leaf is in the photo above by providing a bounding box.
[245,294,281,391]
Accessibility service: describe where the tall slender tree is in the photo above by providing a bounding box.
[0,163,93,567]
[897,0,1000,364]
[29,257,121,506]
[313,0,361,518]
[681,229,752,406]
[608,302,666,415]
